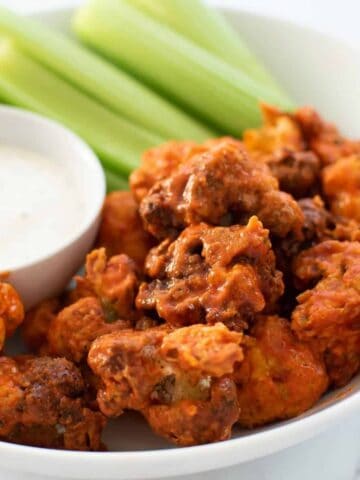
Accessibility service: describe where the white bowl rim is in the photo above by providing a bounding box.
[0,4,357,478]
[0,385,358,475]
[0,105,106,272]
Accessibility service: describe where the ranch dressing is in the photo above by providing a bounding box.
[0,144,83,270]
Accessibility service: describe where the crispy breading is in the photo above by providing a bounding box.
[292,241,360,386]
[323,156,360,222]
[275,196,360,267]
[74,248,139,321]
[0,282,24,350]
[97,191,154,269]
[139,138,304,240]
[130,141,202,203]
[22,298,61,354]
[146,377,239,446]
[48,297,130,363]
[136,218,284,330]
[244,104,320,198]
[88,323,242,446]
[47,248,140,363]
[130,138,238,204]
[244,104,305,154]
[295,107,360,165]
[0,356,105,450]
[235,315,328,428]
[264,151,320,199]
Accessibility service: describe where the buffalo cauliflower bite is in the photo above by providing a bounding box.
[292,241,360,386]
[0,282,24,350]
[297,197,360,244]
[264,151,320,199]
[136,218,284,330]
[22,298,61,354]
[48,297,130,363]
[130,141,202,203]
[235,315,328,428]
[0,321,4,352]
[73,248,140,321]
[244,104,305,154]
[130,138,243,204]
[275,196,360,269]
[140,138,304,240]
[146,377,238,446]
[244,104,320,198]
[0,356,105,450]
[295,107,360,165]
[23,297,113,405]
[97,191,154,269]
[47,248,141,363]
[275,198,360,318]
[88,323,242,446]
[322,156,360,222]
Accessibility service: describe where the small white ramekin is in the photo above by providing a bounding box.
[0,106,105,309]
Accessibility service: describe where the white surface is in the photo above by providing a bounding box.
[0,1,359,480]
[0,106,105,309]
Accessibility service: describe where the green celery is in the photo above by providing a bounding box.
[0,6,214,141]
[123,0,287,99]
[105,169,129,192]
[74,0,294,135]
[0,38,162,175]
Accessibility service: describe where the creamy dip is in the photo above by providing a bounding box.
[0,144,84,270]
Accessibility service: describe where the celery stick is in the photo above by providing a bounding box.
[105,169,129,192]
[74,0,293,135]
[124,0,287,99]
[0,38,162,175]
[0,6,214,141]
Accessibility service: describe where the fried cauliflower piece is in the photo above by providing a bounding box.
[48,297,130,363]
[146,377,238,446]
[130,141,202,203]
[136,218,284,330]
[264,151,320,199]
[22,298,61,354]
[276,196,360,266]
[88,323,242,446]
[297,197,360,243]
[74,248,139,321]
[47,248,140,363]
[130,138,242,204]
[323,156,360,222]
[0,282,24,350]
[244,104,320,198]
[23,296,112,405]
[244,104,305,154]
[97,191,154,269]
[0,356,105,450]
[235,315,328,428]
[245,105,360,196]
[140,138,304,240]
[292,241,360,386]
[295,107,360,165]
[0,321,4,352]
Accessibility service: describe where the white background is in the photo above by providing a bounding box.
[1,0,360,46]
[0,0,359,479]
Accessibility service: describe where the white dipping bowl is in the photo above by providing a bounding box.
[0,106,105,309]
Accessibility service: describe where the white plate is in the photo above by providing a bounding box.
[0,4,359,480]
